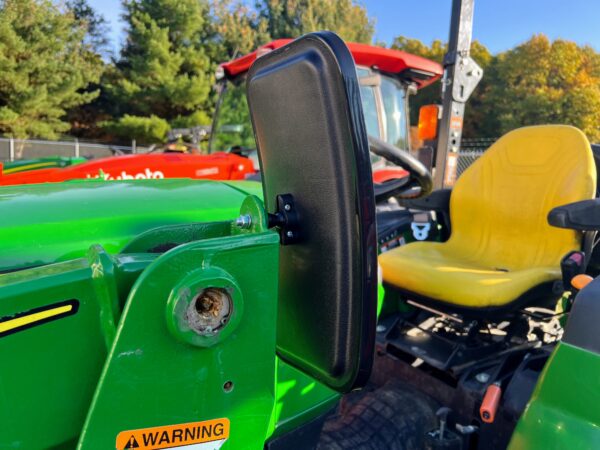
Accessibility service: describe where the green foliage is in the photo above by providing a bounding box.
[391,34,600,142]
[3,0,598,146]
[87,0,373,143]
[170,110,211,129]
[67,0,112,58]
[259,0,374,43]
[102,114,170,142]
[103,0,214,141]
[480,35,600,141]
[209,0,270,62]
[0,0,103,140]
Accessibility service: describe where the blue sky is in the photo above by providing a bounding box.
[91,0,600,56]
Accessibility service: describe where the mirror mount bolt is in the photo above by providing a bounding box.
[235,214,252,229]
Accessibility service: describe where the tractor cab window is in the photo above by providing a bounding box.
[381,76,408,150]
[210,82,255,154]
[210,67,411,165]
[357,66,410,152]
[357,68,381,140]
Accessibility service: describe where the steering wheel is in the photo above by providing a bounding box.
[368,135,433,202]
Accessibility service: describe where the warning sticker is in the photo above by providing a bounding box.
[116,418,229,450]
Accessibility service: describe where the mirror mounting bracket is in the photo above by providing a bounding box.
[267,194,300,245]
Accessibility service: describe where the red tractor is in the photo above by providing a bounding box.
[0,40,441,186]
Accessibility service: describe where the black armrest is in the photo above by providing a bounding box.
[548,199,600,231]
[399,188,452,213]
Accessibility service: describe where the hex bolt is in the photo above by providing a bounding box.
[284,204,291,211]
[286,231,294,238]
[235,214,252,229]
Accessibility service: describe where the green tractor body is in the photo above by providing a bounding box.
[0,182,338,449]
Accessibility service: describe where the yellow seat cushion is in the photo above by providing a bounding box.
[379,125,597,308]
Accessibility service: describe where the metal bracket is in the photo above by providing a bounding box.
[267,194,300,245]
[452,56,483,102]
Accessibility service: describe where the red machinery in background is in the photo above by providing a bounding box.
[0,40,441,186]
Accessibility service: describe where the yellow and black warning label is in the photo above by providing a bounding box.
[116,418,229,450]
[0,299,79,338]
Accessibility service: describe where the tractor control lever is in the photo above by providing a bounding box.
[425,406,462,450]
[436,407,452,440]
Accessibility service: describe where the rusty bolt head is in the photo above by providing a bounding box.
[186,288,232,336]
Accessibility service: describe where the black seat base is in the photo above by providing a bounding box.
[379,281,561,373]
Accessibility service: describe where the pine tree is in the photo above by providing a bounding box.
[104,0,214,143]
[209,0,270,62]
[259,0,373,43]
[67,0,112,58]
[65,0,112,138]
[0,0,103,144]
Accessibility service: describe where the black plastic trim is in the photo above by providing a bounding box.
[399,188,452,213]
[548,198,600,231]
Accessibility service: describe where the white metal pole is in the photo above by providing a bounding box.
[9,137,15,161]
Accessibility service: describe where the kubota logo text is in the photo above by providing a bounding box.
[86,168,165,180]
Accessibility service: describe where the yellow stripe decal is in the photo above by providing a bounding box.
[3,162,56,174]
[0,300,79,337]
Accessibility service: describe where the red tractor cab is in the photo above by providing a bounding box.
[213,39,442,183]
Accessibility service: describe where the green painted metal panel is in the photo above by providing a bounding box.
[0,190,343,449]
[273,359,339,437]
[0,248,129,449]
[0,179,259,271]
[509,343,600,450]
[79,232,280,449]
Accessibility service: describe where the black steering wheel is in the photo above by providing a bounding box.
[368,135,433,202]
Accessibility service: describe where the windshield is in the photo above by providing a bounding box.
[210,66,410,155]
[356,67,409,150]
[380,76,409,149]
[211,83,255,152]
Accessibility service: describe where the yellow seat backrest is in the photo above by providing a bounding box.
[445,125,596,270]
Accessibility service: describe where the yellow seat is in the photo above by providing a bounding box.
[379,125,597,308]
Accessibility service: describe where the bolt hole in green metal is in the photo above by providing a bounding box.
[186,287,232,336]
[223,380,234,393]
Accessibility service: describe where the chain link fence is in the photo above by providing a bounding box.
[2,135,499,178]
[0,137,151,161]
[456,137,497,177]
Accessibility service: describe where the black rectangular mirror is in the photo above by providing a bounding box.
[246,32,378,392]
